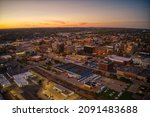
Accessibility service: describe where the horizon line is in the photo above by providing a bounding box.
[0,26,149,30]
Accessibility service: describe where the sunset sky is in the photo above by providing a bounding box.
[0,0,150,29]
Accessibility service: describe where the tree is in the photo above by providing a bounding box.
[38,80,43,85]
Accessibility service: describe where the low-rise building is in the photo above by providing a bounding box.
[117,66,150,82]
[0,74,11,88]
[132,55,150,67]
[108,55,132,64]
[30,55,42,62]
[53,84,74,98]
[16,51,26,56]
[0,55,12,60]
[12,71,33,87]
[132,56,142,65]
[142,58,150,67]
[65,54,89,64]
[99,60,113,71]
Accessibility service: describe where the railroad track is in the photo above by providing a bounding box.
[31,66,96,100]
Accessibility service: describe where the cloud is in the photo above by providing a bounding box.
[79,22,88,25]
[44,20,66,24]
[65,22,99,27]
[18,20,113,28]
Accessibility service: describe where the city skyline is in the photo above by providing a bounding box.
[0,0,150,29]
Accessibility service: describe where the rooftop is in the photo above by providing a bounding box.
[0,74,11,87]
[12,72,32,87]
[138,69,150,78]
[118,66,150,79]
[57,63,93,78]
[108,55,131,62]
[117,66,142,74]
[0,55,12,59]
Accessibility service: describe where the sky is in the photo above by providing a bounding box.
[0,0,150,29]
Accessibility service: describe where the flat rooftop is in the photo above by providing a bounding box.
[108,55,131,62]
[57,63,93,78]
[138,69,150,79]
[118,66,150,79]
[6,60,28,76]
[0,74,11,87]
[117,66,142,74]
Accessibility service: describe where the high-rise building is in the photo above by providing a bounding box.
[84,46,94,54]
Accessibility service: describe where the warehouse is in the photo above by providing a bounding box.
[53,84,74,98]
[12,71,33,87]
[57,63,93,79]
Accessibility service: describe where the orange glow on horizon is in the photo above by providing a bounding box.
[0,21,100,29]
[1,19,145,29]
[0,0,149,29]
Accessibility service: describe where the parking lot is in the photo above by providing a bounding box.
[98,77,128,92]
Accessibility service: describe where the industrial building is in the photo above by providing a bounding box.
[80,74,101,87]
[57,63,93,79]
[56,63,101,88]
[12,71,33,87]
[117,66,150,82]
[53,84,74,98]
